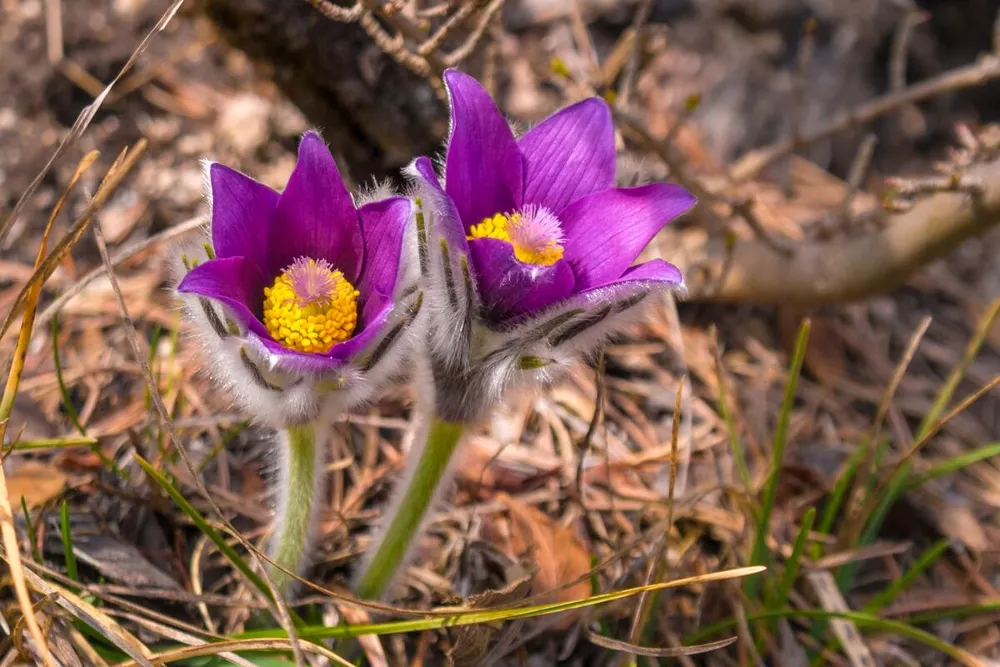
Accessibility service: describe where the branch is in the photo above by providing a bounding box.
[728,54,1000,183]
[665,156,1000,304]
[202,0,444,178]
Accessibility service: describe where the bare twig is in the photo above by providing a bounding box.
[836,133,879,231]
[304,0,364,22]
[44,0,63,64]
[417,2,452,19]
[0,0,185,247]
[729,197,794,256]
[807,571,876,667]
[617,0,653,107]
[886,172,983,199]
[0,150,105,667]
[598,29,635,91]
[993,8,1000,54]
[574,352,606,502]
[838,315,932,550]
[664,154,1000,303]
[624,378,685,650]
[417,0,475,56]
[613,108,725,227]
[0,141,150,342]
[663,94,700,148]
[728,54,1000,183]
[566,0,600,81]
[790,18,817,148]
[357,6,432,77]
[442,0,505,67]
[890,9,927,92]
[34,214,207,332]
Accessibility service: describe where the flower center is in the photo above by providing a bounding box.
[262,257,360,354]
[467,205,565,266]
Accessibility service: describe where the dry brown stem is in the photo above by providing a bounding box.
[728,54,1000,183]
[665,155,1000,304]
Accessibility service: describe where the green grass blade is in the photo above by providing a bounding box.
[768,507,814,614]
[238,566,766,641]
[20,496,42,563]
[685,608,981,666]
[197,421,249,474]
[907,598,1000,624]
[51,314,86,436]
[10,436,99,451]
[590,554,612,638]
[134,454,273,603]
[836,462,912,592]
[864,538,950,614]
[48,317,125,477]
[814,445,866,559]
[60,499,79,584]
[915,297,1000,441]
[908,441,1000,489]
[714,342,752,494]
[747,319,810,599]
[814,537,951,661]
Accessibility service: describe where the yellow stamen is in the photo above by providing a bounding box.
[262,258,359,354]
[467,212,564,266]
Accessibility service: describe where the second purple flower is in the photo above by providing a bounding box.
[413,69,695,324]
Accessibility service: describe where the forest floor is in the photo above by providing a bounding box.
[2,1,1000,665]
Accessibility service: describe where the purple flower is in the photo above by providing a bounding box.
[412,69,695,324]
[177,131,411,374]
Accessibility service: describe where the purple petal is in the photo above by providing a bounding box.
[252,337,346,373]
[360,289,389,332]
[343,296,394,360]
[254,298,395,373]
[208,163,279,266]
[177,256,269,336]
[269,131,364,281]
[559,183,695,290]
[533,259,682,320]
[468,237,576,321]
[412,156,469,257]
[357,197,410,299]
[519,98,615,213]
[588,258,683,292]
[443,69,523,227]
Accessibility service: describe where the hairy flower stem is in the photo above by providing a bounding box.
[269,422,325,596]
[355,417,464,600]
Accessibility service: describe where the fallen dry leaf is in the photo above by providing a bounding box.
[778,307,848,385]
[484,493,591,629]
[5,460,68,508]
[446,574,533,667]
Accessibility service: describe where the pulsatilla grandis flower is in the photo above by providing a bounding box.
[409,70,696,423]
[176,131,417,428]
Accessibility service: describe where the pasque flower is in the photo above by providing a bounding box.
[355,70,695,601]
[409,69,696,423]
[176,130,417,427]
[175,131,417,596]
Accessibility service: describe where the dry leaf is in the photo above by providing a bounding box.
[485,493,591,629]
[454,436,560,494]
[446,575,533,667]
[5,460,67,508]
[778,307,847,384]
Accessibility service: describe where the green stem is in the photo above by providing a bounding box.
[269,422,323,596]
[355,417,464,600]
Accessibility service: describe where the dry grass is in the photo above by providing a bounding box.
[2,0,1000,665]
